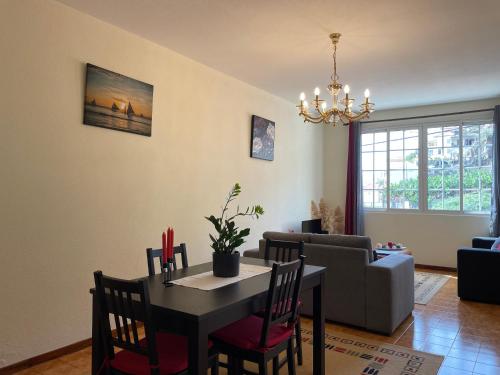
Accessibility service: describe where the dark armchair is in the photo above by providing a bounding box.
[457,237,500,304]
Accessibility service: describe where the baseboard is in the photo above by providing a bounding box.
[0,338,92,375]
[415,263,457,272]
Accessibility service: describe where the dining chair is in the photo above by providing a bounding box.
[93,270,218,374]
[146,243,189,276]
[211,255,306,375]
[263,239,305,367]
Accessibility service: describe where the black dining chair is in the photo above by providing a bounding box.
[146,243,189,276]
[93,270,218,374]
[263,239,305,368]
[211,256,306,375]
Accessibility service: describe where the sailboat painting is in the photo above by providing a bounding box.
[84,64,153,136]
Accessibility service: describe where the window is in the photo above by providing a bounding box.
[427,126,460,210]
[389,129,419,209]
[361,120,494,214]
[362,132,387,208]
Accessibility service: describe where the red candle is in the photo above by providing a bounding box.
[169,228,175,259]
[162,231,168,265]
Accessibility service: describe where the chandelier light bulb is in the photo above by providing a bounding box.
[303,100,309,108]
[299,92,306,101]
[364,89,370,98]
[344,85,350,94]
[314,87,320,96]
[321,102,327,110]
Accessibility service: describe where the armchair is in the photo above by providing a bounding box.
[457,236,500,304]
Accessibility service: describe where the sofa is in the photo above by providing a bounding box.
[244,231,414,335]
[457,237,500,304]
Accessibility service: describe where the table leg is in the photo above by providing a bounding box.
[188,321,208,375]
[91,292,104,375]
[312,273,325,375]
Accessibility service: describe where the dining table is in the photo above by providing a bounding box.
[90,256,326,375]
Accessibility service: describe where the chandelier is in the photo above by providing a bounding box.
[297,33,374,126]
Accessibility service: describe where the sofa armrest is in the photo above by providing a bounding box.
[472,237,496,249]
[366,254,414,335]
[457,248,500,304]
[243,248,260,259]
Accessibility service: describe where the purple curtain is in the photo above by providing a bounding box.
[345,121,363,235]
[489,105,500,236]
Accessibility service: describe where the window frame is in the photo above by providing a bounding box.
[361,118,493,216]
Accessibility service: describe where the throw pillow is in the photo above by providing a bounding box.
[490,237,500,251]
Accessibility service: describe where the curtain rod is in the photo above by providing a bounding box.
[361,108,494,124]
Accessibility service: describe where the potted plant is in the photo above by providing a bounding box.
[205,183,264,277]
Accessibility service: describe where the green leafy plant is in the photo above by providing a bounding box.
[205,183,264,254]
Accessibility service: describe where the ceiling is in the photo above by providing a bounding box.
[58,0,500,110]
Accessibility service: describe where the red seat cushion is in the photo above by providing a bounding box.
[212,315,293,352]
[111,332,212,375]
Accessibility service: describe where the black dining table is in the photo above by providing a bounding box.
[90,257,326,375]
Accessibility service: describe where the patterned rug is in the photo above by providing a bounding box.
[300,329,444,375]
[414,272,450,305]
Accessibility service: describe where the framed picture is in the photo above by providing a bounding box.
[250,115,275,161]
[83,64,154,137]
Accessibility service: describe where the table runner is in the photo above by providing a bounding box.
[171,263,272,290]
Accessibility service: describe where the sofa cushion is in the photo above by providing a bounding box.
[262,231,311,243]
[310,234,374,262]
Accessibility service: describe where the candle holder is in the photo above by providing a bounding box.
[163,258,174,287]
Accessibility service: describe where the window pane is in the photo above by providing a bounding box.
[391,170,404,184]
[362,152,373,170]
[373,190,386,208]
[374,171,387,189]
[363,190,374,208]
[362,171,373,189]
[481,189,492,212]
[390,190,404,208]
[427,128,442,148]
[443,148,459,168]
[443,190,460,211]
[404,191,419,209]
[463,125,479,147]
[374,132,387,151]
[443,169,460,190]
[464,190,480,212]
[404,129,419,149]
[390,150,404,169]
[428,150,442,169]
[443,126,459,147]
[428,169,443,190]
[480,167,492,188]
[374,152,386,169]
[463,147,478,167]
[390,131,404,150]
[463,168,480,189]
[405,150,419,169]
[428,191,443,210]
[362,133,374,152]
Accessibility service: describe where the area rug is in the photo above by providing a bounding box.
[414,272,450,305]
[300,329,444,375]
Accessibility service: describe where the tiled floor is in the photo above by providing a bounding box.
[10,268,500,374]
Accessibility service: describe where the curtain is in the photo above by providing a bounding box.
[345,121,364,235]
[489,105,500,237]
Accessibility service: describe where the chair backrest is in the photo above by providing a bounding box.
[146,243,189,276]
[93,271,159,371]
[264,239,304,262]
[260,255,306,348]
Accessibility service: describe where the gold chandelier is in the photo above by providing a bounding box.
[297,33,374,126]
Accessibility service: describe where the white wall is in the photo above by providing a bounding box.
[324,98,499,268]
[0,0,323,366]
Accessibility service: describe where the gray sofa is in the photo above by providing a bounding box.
[244,231,414,335]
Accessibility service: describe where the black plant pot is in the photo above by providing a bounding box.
[213,251,240,278]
